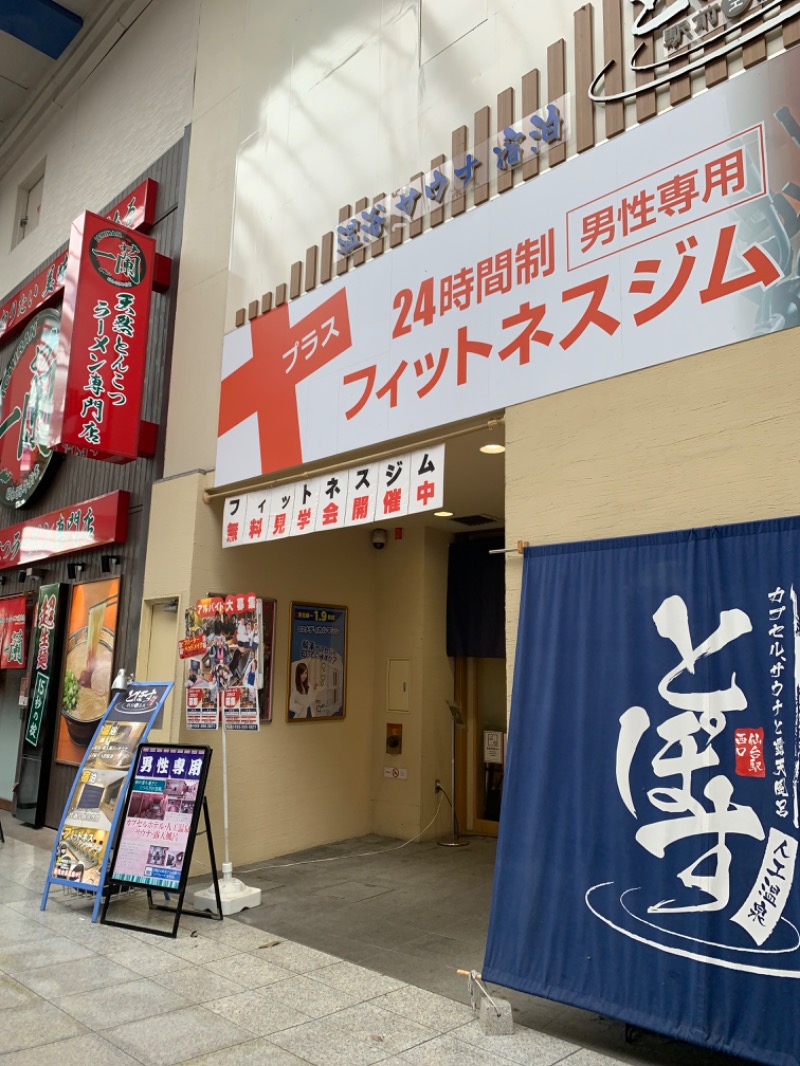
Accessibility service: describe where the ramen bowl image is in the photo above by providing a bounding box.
[60,624,115,746]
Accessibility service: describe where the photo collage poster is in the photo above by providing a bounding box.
[184,593,274,729]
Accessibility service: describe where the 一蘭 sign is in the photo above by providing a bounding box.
[0,308,60,508]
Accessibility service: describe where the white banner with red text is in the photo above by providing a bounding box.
[216,46,800,486]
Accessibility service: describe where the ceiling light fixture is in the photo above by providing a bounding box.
[479,419,505,454]
[434,510,454,518]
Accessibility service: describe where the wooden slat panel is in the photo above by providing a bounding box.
[335,204,352,278]
[521,69,540,180]
[389,190,405,248]
[574,5,595,153]
[409,175,424,238]
[370,192,386,258]
[497,87,514,194]
[784,14,800,48]
[635,34,657,123]
[547,40,567,166]
[352,196,369,266]
[247,299,259,320]
[451,125,468,215]
[601,0,624,139]
[428,160,446,227]
[304,246,318,292]
[261,292,273,314]
[704,50,728,89]
[320,232,333,284]
[275,283,287,306]
[669,55,691,107]
[744,10,767,68]
[289,261,302,299]
[474,106,490,205]
[234,308,246,327]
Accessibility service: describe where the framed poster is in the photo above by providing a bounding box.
[107,744,212,890]
[287,602,347,720]
[55,577,120,765]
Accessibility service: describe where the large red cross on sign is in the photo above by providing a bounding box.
[218,289,352,476]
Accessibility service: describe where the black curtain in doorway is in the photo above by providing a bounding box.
[446,536,505,658]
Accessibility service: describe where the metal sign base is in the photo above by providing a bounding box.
[194,862,261,916]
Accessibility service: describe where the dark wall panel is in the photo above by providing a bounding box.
[0,136,187,829]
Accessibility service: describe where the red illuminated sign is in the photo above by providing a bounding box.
[0,180,157,346]
[50,212,156,462]
[0,308,60,508]
[0,490,128,570]
[0,596,27,668]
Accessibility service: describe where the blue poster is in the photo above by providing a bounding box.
[483,517,800,1066]
[288,603,347,720]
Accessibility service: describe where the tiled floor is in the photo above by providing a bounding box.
[0,820,761,1065]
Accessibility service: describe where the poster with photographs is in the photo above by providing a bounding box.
[55,578,120,765]
[183,593,275,728]
[49,684,171,888]
[109,745,210,890]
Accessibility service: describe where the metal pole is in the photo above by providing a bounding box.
[438,712,469,847]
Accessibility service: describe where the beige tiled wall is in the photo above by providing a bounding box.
[504,329,800,705]
[141,473,455,863]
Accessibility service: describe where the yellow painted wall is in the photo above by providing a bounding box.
[139,473,455,863]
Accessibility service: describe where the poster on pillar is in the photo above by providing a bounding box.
[183,593,271,727]
[216,43,800,486]
[483,516,800,1066]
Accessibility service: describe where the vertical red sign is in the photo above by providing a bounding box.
[0,595,27,669]
[49,212,156,462]
[735,728,766,778]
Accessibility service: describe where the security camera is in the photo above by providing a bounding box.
[371,528,387,550]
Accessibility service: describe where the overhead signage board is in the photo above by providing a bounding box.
[221,444,444,547]
[216,45,800,487]
[0,179,158,346]
[49,211,157,462]
[335,98,567,259]
[591,0,800,103]
[0,490,128,570]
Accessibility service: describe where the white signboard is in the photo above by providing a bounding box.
[222,445,444,548]
[217,46,797,488]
